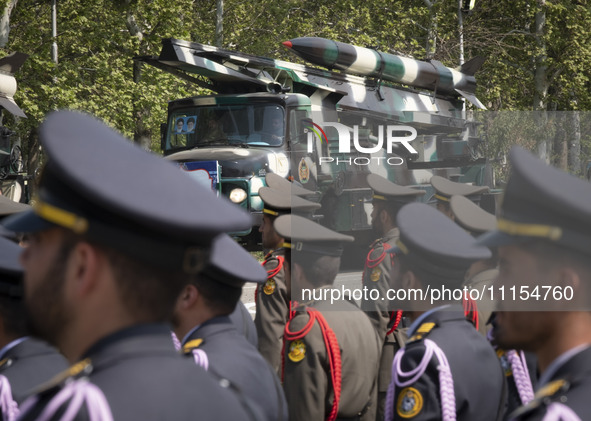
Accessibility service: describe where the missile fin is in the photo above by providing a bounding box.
[460,56,485,76]
[0,96,26,118]
[455,89,486,110]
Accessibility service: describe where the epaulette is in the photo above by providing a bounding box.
[369,237,383,249]
[32,358,93,395]
[182,338,204,353]
[407,322,436,343]
[509,379,570,419]
[0,357,14,371]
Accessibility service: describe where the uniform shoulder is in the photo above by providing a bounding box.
[510,379,575,419]
[262,253,285,275]
[17,359,113,420]
[285,308,314,334]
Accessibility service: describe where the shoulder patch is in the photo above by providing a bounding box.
[288,340,306,362]
[183,338,204,352]
[408,322,436,342]
[397,387,423,418]
[263,278,277,295]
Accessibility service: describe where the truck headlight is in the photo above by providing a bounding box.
[229,188,247,204]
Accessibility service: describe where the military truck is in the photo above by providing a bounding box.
[137,38,490,248]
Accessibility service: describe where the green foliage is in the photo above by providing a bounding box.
[1,0,590,176]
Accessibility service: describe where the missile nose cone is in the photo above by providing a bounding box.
[282,40,293,49]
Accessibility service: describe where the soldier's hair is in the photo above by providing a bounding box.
[0,293,26,338]
[102,248,189,322]
[190,275,241,316]
[61,231,188,323]
[398,255,464,292]
[294,251,340,288]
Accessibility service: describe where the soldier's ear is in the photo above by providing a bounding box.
[68,241,102,298]
[178,284,199,309]
[401,270,421,291]
[556,267,585,308]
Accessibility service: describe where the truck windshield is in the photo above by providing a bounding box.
[166,104,285,152]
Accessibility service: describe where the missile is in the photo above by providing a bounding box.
[0,52,28,118]
[282,37,486,109]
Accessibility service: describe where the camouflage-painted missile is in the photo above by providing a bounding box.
[282,37,485,109]
[0,52,28,118]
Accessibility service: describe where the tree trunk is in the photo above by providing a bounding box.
[551,112,567,170]
[423,0,437,59]
[568,111,581,175]
[126,10,151,149]
[0,0,18,48]
[533,0,550,162]
[215,0,223,47]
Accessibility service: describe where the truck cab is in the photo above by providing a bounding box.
[162,93,313,243]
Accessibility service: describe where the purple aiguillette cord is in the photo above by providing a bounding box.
[488,327,534,406]
[191,349,209,371]
[0,375,18,421]
[539,402,581,421]
[21,379,114,421]
[385,339,456,421]
[506,350,534,405]
[171,331,181,351]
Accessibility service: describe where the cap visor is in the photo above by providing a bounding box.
[474,229,528,248]
[2,210,56,233]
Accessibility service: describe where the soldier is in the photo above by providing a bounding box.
[3,110,259,420]
[255,185,320,373]
[363,173,425,420]
[476,147,591,420]
[172,234,288,421]
[0,234,68,419]
[450,195,537,418]
[384,202,505,421]
[276,214,381,421]
[430,175,489,220]
[449,194,498,334]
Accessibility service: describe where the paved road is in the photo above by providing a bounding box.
[240,270,363,317]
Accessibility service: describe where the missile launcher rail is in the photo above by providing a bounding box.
[137,38,492,247]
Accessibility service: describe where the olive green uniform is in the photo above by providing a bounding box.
[283,298,381,421]
[255,248,288,373]
[361,228,408,420]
